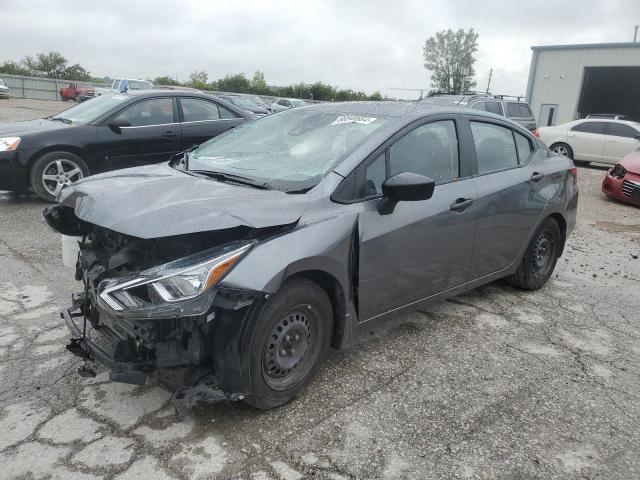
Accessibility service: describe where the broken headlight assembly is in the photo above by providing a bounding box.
[612,163,627,179]
[98,240,255,317]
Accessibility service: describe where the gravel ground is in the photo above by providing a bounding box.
[0,98,639,479]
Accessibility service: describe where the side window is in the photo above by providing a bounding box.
[277,100,287,106]
[507,103,532,118]
[470,122,519,174]
[218,105,240,119]
[113,98,174,127]
[363,153,386,197]
[389,120,459,184]
[471,101,486,111]
[607,123,638,138]
[181,98,220,122]
[485,101,503,115]
[571,122,606,134]
[514,132,534,163]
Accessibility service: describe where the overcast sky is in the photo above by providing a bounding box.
[3,0,640,99]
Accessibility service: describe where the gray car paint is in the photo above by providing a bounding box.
[55,102,577,341]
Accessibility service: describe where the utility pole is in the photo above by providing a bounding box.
[634,25,639,42]
[486,68,493,93]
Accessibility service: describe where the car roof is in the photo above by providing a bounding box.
[572,118,640,127]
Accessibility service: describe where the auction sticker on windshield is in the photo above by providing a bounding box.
[332,115,378,125]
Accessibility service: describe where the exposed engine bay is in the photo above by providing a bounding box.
[43,204,289,414]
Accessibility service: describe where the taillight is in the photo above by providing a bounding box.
[569,166,578,185]
[533,129,540,138]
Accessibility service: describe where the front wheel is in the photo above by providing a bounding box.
[30,151,89,202]
[507,217,562,290]
[244,277,333,409]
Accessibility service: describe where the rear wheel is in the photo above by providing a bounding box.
[30,151,89,202]
[244,277,333,409]
[507,217,562,290]
[550,142,573,159]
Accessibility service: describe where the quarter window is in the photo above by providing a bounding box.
[471,101,486,111]
[514,132,533,163]
[571,122,606,134]
[607,122,638,138]
[218,105,240,119]
[113,98,174,127]
[507,103,532,118]
[363,153,386,197]
[181,98,220,121]
[485,101,503,115]
[470,122,518,174]
[389,120,459,184]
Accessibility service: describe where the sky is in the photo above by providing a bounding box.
[2,0,640,99]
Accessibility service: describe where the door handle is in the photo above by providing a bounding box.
[450,198,473,212]
[530,172,544,182]
[162,131,179,138]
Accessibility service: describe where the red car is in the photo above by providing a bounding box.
[59,83,95,102]
[602,150,640,206]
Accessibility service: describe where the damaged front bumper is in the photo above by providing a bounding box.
[62,288,258,414]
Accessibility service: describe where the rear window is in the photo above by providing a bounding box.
[485,101,503,115]
[507,103,532,118]
[607,122,639,138]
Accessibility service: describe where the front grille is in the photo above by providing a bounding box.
[621,179,640,197]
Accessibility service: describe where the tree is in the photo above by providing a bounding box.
[25,51,68,78]
[153,76,179,86]
[250,71,268,94]
[187,70,209,89]
[61,63,91,81]
[422,28,479,93]
[216,73,251,93]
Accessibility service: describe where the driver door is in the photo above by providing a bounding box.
[357,118,478,321]
[96,96,182,172]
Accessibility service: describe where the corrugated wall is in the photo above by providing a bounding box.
[528,46,640,125]
[0,74,107,101]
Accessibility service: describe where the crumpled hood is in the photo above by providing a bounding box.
[620,150,640,175]
[58,164,309,238]
[0,118,71,136]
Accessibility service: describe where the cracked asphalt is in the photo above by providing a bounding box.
[1,98,639,479]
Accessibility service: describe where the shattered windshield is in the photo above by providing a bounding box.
[188,108,388,191]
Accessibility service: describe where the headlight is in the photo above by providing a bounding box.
[99,240,255,314]
[0,137,20,152]
[612,163,627,179]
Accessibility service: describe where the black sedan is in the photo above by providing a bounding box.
[0,90,253,201]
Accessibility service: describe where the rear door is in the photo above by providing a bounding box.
[602,122,640,164]
[567,121,607,161]
[96,96,182,171]
[357,117,479,320]
[178,96,244,149]
[466,118,547,279]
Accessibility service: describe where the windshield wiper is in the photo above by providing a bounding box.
[49,117,72,124]
[189,170,270,189]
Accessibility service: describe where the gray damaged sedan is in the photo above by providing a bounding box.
[43,102,578,410]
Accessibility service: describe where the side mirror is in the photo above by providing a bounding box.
[377,172,435,215]
[108,119,131,133]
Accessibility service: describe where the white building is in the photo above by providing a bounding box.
[526,43,640,126]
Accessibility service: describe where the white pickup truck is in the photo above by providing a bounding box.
[95,78,153,95]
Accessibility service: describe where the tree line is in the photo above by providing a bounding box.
[0,51,386,101]
[155,70,386,101]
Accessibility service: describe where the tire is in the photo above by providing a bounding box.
[30,151,90,202]
[244,277,333,409]
[550,142,573,159]
[507,217,562,290]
